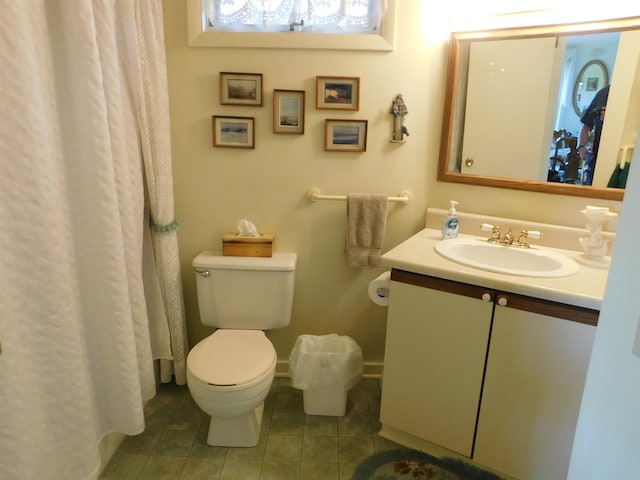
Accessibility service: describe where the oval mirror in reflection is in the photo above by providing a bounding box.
[573,60,609,117]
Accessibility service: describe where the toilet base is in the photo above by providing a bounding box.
[206,402,265,447]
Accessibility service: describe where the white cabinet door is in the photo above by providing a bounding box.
[380,271,493,456]
[473,293,597,480]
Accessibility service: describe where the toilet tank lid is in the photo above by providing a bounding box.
[193,251,297,271]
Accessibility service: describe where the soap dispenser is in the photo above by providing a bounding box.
[441,200,459,239]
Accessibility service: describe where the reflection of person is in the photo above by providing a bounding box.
[578,84,609,185]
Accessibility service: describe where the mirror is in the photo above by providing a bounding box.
[573,60,609,116]
[438,17,640,201]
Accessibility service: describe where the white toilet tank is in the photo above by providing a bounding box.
[193,251,297,330]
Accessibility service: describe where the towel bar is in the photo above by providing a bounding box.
[308,188,411,204]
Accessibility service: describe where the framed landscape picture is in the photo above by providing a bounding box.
[219,72,263,106]
[212,116,255,149]
[324,119,367,152]
[316,76,360,110]
[273,89,305,134]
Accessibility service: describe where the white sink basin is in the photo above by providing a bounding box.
[435,237,579,277]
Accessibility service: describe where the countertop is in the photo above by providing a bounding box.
[381,228,610,310]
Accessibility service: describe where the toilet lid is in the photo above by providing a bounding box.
[188,330,276,386]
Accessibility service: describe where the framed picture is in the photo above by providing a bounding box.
[212,116,255,149]
[273,89,305,134]
[219,72,263,106]
[586,77,599,91]
[324,119,368,152]
[316,76,360,110]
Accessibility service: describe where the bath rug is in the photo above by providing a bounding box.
[352,448,506,480]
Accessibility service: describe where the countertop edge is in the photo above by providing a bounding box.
[381,228,607,311]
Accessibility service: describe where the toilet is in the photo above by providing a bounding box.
[187,251,297,447]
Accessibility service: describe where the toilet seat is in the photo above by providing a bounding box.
[188,329,276,387]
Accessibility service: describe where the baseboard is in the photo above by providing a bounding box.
[275,359,384,379]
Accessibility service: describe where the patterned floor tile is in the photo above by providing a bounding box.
[99,378,398,480]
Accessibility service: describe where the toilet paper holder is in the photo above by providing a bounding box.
[376,287,389,298]
[368,271,391,306]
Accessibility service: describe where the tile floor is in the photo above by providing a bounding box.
[100,377,401,479]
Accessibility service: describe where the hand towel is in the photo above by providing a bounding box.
[607,163,630,189]
[346,193,389,268]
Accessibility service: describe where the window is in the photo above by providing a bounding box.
[187,0,396,51]
[204,0,386,34]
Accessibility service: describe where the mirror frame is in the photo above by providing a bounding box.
[438,17,640,201]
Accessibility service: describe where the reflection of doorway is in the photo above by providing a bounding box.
[549,32,621,185]
[553,32,620,136]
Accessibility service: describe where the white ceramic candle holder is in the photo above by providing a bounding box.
[577,207,618,268]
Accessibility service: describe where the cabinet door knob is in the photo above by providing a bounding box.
[482,293,492,302]
[497,296,508,306]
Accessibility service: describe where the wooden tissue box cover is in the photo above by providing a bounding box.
[222,233,274,257]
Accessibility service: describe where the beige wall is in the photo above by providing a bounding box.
[162,1,621,368]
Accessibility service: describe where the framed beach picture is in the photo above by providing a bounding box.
[324,119,368,152]
[212,116,255,149]
[273,89,305,134]
[316,76,360,110]
[219,72,263,106]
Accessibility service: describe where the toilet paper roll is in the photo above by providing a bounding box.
[368,271,391,306]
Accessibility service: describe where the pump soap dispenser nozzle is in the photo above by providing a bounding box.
[441,200,460,240]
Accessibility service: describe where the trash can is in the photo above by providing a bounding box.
[289,334,364,416]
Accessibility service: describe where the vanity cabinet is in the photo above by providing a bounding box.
[474,292,597,480]
[379,270,494,456]
[380,269,598,480]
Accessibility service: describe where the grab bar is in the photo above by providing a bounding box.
[307,188,411,204]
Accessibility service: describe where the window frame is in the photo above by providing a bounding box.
[186,0,397,51]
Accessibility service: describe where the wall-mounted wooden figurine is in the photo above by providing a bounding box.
[390,93,409,143]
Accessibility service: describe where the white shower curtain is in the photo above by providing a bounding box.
[128,2,189,384]
[0,1,184,479]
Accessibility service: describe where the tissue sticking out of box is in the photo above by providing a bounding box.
[237,219,261,237]
[223,219,274,257]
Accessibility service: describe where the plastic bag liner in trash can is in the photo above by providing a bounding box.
[289,334,364,416]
